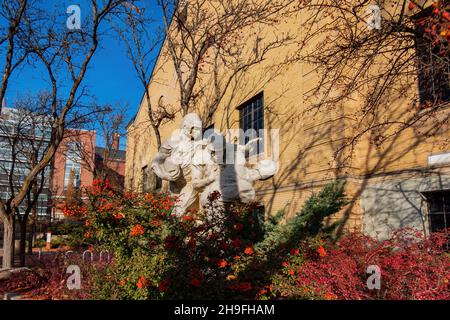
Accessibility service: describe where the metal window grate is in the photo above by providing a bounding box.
[238,93,264,155]
[424,190,450,249]
[64,160,81,189]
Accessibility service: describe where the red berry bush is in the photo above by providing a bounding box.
[12,180,448,300]
[270,229,449,300]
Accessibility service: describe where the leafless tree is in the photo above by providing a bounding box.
[0,0,133,270]
[113,4,176,148]
[91,104,127,190]
[296,0,449,165]
[0,0,30,114]
[158,0,299,121]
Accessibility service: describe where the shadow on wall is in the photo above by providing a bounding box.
[361,171,450,239]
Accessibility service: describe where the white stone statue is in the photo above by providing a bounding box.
[151,113,204,216]
[151,113,277,216]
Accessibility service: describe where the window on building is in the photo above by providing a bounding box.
[425,191,450,232]
[18,124,34,137]
[0,138,11,161]
[64,141,82,190]
[238,93,264,155]
[424,190,450,249]
[64,159,81,189]
[66,141,81,161]
[414,6,450,106]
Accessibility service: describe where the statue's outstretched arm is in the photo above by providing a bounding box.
[151,144,181,181]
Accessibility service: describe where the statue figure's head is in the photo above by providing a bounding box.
[182,113,202,141]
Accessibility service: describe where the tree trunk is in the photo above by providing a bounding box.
[27,222,35,254]
[154,126,162,149]
[2,215,14,270]
[11,213,15,266]
[19,218,27,267]
[181,101,189,116]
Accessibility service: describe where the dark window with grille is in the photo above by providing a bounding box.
[414,6,450,106]
[425,191,450,232]
[424,190,450,249]
[239,93,264,155]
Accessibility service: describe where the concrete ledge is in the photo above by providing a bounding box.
[0,267,32,281]
[3,292,21,300]
[0,269,12,280]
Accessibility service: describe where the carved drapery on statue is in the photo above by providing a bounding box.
[151,113,277,216]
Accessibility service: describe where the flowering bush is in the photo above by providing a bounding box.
[38,180,449,300]
[75,181,349,299]
[269,229,450,300]
[78,180,272,299]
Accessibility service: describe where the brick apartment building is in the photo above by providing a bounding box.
[51,130,96,220]
[0,107,52,250]
[51,131,126,220]
[94,134,126,190]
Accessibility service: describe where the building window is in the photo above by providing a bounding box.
[425,191,450,232]
[414,7,450,106]
[64,159,81,189]
[0,138,11,161]
[424,190,450,249]
[64,142,82,189]
[66,141,81,161]
[238,93,264,155]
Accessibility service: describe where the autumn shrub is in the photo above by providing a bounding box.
[0,251,105,300]
[269,229,450,300]
[57,179,449,300]
[0,269,45,295]
[66,180,346,299]
[79,183,269,299]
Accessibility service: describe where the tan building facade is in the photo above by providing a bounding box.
[126,1,450,239]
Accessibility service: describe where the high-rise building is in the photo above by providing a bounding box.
[0,107,52,219]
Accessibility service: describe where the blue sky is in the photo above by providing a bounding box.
[3,1,165,149]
